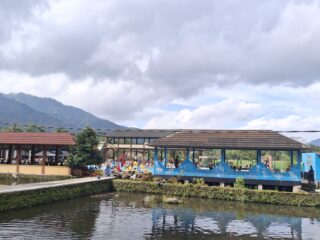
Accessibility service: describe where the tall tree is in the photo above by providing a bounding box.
[65,127,103,168]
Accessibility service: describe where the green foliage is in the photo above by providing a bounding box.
[25,124,45,132]
[55,127,69,133]
[1,124,23,132]
[65,127,103,168]
[192,178,207,186]
[235,177,245,189]
[0,180,113,212]
[167,177,179,184]
[1,123,45,133]
[113,180,320,207]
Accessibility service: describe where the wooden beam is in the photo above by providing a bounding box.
[42,146,47,175]
[16,145,21,173]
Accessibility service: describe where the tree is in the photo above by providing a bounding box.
[25,124,45,132]
[2,124,23,132]
[65,127,103,168]
[55,127,68,133]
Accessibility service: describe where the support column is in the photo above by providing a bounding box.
[31,145,35,165]
[221,149,226,162]
[16,145,21,174]
[117,138,120,161]
[192,148,195,164]
[164,147,167,168]
[154,147,158,161]
[256,150,262,163]
[293,185,300,193]
[258,184,263,190]
[186,148,190,161]
[7,145,13,164]
[55,146,60,165]
[297,150,302,176]
[42,146,47,175]
[290,150,294,167]
[220,182,225,187]
[130,138,132,159]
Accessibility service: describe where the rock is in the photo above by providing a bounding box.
[162,196,182,204]
[143,196,155,203]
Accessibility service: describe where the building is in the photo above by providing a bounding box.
[103,129,177,161]
[0,132,75,175]
[149,130,307,191]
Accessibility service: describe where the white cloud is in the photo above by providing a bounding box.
[0,0,319,142]
[145,99,262,129]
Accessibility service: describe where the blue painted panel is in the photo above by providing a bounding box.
[154,158,301,183]
[302,153,320,181]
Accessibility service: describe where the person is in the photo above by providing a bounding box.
[174,156,179,168]
[105,162,112,176]
[308,165,315,184]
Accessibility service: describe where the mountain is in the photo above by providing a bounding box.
[0,93,63,127]
[310,138,320,147]
[2,93,124,130]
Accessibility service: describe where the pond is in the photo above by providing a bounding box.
[0,192,319,239]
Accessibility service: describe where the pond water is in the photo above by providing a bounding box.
[0,192,319,239]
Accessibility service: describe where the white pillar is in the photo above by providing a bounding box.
[258,184,263,190]
[220,182,225,187]
[293,185,301,193]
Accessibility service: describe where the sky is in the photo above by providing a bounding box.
[0,0,320,141]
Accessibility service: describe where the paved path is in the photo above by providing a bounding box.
[0,176,114,194]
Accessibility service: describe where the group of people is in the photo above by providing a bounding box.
[102,156,153,178]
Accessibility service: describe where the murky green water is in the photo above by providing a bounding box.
[0,192,319,239]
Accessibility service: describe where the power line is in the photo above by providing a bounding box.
[1,122,320,134]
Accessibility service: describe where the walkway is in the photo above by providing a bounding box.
[0,176,114,194]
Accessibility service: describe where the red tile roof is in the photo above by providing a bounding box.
[149,130,307,150]
[0,132,76,146]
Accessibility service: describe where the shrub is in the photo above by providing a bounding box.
[112,179,320,207]
[234,177,245,189]
[167,177,179,184]
[192,178,207,186]
[139,172,153,181]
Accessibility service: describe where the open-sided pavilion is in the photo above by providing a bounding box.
[149,130,308,191]
[0,132,75,175]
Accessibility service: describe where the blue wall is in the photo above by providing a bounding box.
[302,153,320,181]
[154,158,301,184]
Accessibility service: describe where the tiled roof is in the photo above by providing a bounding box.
[149,130,307,150]
[105,129,178,138]
[0,132,76,146]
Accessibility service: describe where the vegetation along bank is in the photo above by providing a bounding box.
[113,179,320,207]
[0,178,113,212]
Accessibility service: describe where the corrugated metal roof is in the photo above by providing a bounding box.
[104,129,178,138]
[149,130,307,150]
[0,132,76,146]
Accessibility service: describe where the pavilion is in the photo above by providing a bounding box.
[0,132,75,175]
[103,129,176,161]
[149,130,308,191]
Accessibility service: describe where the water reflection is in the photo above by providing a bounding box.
[0,192,319,239]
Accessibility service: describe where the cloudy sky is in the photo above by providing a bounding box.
[0,0,320,140]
